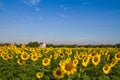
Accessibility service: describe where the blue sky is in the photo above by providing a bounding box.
[0,0,120,44]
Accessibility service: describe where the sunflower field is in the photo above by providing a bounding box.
[0,45,120,80]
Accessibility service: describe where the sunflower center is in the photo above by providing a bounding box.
[23,54,27,58]
[33,55,37,59]
[4,55,7,58]
[8,54,12,57]
[56,70,62,75]
[44,59,48,63]
[79,55,83,58]
[74,60,78,64]
[105,66,108,71]
[92,53,96,56]
[38,73,42,77]
[116,54,120,58]
[19,60,23,63]
[84,57,88,62]
[112,59,116,64]
[65,63,73,71]
[60,53,63,56]
[94,57,98,62]
[74,61,77,64]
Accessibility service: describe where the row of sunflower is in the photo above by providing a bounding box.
[0,45,120,80]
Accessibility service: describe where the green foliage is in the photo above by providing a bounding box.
[26,41,40,47]
[0,47,120,80]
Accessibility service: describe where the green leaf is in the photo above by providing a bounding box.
[98,76,103,80]
[98,75,110,80]
[12,76,21,80]
[44,76,50,80]
[102,75,110,80]
[83,74,91,80]
[111,76,119,80]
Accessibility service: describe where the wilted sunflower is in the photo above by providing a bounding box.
[42,58,51,66]
[21,52,29,60]
[53,68,64,79]
[36,72,43,79]
[17,59,24,65]
[82,56,90,67]
[115,53,120,60]
[60,59,76,75]
[92,54,101,66]
[103,64,111,74]
[110,58,118,67]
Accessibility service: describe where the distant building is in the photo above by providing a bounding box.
[39,42,46,48]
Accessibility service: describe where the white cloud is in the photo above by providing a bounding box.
[23,0,41,12]
[60,4,67,11]
[60,4,64,8]
[60,4,70,18]
[61,13,70,18]
[35,7,40,11]
[23,0,41,6]
[30,0,40,5]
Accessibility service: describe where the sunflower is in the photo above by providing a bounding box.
[36,72,43,79]
[103,64,111,74]
[17,59,24,65]
[1,54,8,60]
[50,54,53,59]
[107,54,110,61]
[91,52,98,57]
[82,56,90,67]
[74,51,78,59]
[60,59,76,75]
[73,59,78,66]
[110,58,118,67]
[59,60,65,67]
[115,53,120,60]
[21,44,25,48]
[59,53,64,58]
[92,54,101,66]
[7,54,13,59]
[78,53,84,60]
[21,52,29,60]
[54,52,59,60]
[31,54,38,61]
[29,48,34,51]
[65,48,72,56]
[38,53,42,58]
[53,68,64,79]
[42,58,51,66]
[16,55,18,58]
[43,48,49,53]
[57,48,62,53]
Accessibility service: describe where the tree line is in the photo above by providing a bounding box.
[0,41,120,48]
